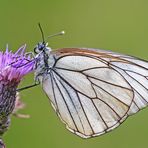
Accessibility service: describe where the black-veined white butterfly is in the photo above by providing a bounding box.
[32,24,148,138]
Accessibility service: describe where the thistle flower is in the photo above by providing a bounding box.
[0,45,35,147]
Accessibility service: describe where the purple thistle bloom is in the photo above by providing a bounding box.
[0,45,34,83]
[0,45,34,116]
[0,45,35,139]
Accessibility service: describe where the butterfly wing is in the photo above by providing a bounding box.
[39,47,148,138]
[82,48,148,115]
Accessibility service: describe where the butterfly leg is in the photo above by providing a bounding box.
[17,81,40,92]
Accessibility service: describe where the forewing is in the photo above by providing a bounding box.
[41,48,136,138]
[90,48,148,115]
[54,47,148,115]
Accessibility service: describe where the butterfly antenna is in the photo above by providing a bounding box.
[38,23,45,43]
[47,31,65,39]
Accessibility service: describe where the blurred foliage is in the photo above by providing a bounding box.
[1,0,148,147]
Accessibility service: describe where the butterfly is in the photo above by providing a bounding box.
[32,24,148,138]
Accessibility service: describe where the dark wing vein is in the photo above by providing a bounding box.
[87,77,109,129]
[52,72,78,131]
[88,79,123,118]
[55,66,131,91]
[56,75,85,134]
[50,72,59,112]
[112,63,148,77]
[55,66,108,72]
[123,71,148,104]
[112,64,148,104]
[75,91,95,135]
[85,74,131,91]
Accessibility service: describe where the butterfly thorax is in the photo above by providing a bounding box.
[34,44,55,83]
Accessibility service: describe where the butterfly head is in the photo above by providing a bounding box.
[34,42,51,54]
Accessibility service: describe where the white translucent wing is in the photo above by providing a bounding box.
[40,48,148,138]
[85,48,148,115]
[41,49,137,138]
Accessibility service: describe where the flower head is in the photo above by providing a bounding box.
[0,45,34,83]
[0,45,35,117]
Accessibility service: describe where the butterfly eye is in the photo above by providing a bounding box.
[34,43,45,54]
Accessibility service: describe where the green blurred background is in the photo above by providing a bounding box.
[1,0,148,147]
